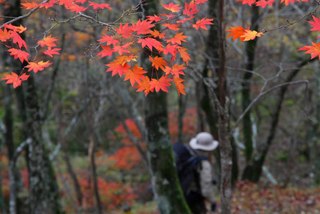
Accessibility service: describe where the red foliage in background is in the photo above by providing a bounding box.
[79,177,136,210]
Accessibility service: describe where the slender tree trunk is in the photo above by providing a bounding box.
[241,6,260,166]
[89,136,102,214]
[140,1,191,213]
[217,0,233,212]
[64,152,83,206]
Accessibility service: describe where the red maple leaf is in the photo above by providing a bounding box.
[138,38,163,51]
[150,76,172,93]
[299,42,320,59]
[99,35,119,45]
[183,2,198,17]
[255,0,274,7]
[97,45,113,58]
[106,62,131,77]
[116,23,133,38]
[43,48,61,57]
[146,15,161,23]
[89,2,111,10]
[10,31,27,49]
[241,0,256,5]
[8,48,29,63]
[133,20,154,35]
[113,42,133,55]
[309,16,320,32]
[25,61,51,73]
[192,18,214,30]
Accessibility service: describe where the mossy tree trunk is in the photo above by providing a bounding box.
[241,6,260,180]
[3,1,62,213]
[141,1,191,213]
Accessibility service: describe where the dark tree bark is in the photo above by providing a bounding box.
[241,6,260,166]
[2,1,62,213]
[140,1,191,213]
[216,0,233,212]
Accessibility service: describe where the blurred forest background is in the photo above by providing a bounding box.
[1,0,320,213]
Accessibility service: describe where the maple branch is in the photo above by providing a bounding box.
[78,12,114,30]
[0,0,50,29]
[262,4,320,33]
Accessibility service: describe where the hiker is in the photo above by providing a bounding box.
[173,132,219,214]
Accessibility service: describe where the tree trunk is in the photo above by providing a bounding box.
[140,1,191,213]
[2,1,62,213]
[241,6,260,165]
[217,0,233,212]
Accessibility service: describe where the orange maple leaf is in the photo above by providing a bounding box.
[240,30,263,41]
[164,64,185,77]
[227,26,246,41]
[2,72,29,88]
[163,23,180,31]
[173,77,186,95]
[150,76,172,93]
[149,56,167,70]
[25,61,51,73]
[124,65,146,86]
[162,3,181,13]
[178,47,190,64]
[4,24,27,34]
[136,76,151,95]
[21,2,39,9]
[0,28,11,42]
[167,33,187,45]
[38,35,58,48]
[8,48,29,63]
[299,42,320,59]
[150,30,165,39]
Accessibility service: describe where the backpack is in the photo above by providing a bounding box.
[173,142,207,201]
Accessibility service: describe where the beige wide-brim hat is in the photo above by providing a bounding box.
[189,132,219,151]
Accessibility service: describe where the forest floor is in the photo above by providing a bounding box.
[110,181,320,214]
